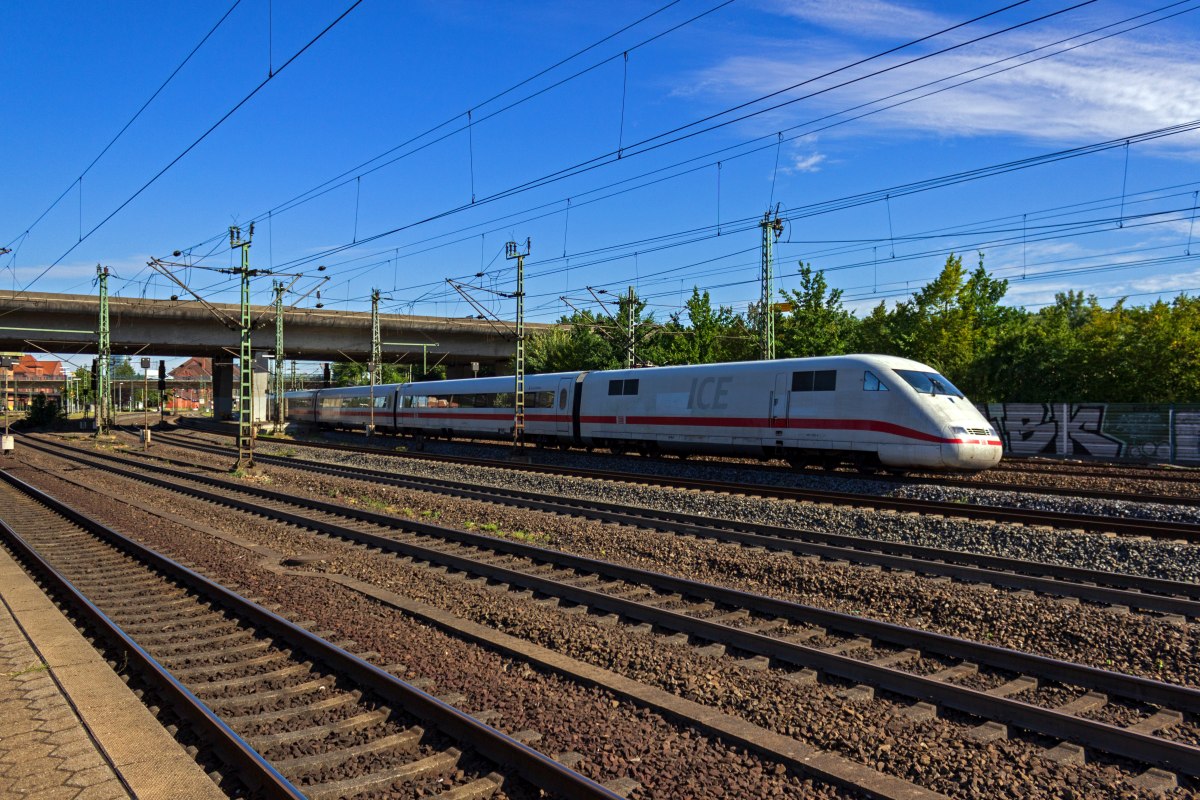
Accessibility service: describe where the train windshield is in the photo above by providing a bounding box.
[893,369,964,398]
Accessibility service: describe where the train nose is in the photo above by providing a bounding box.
[942,425,1004,470]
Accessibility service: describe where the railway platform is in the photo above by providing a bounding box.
[0,545,226,800]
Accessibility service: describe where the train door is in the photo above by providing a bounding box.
[769,373,789,428]
[555,377,572,437]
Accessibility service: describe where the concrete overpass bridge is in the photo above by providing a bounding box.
[0,291,556,418]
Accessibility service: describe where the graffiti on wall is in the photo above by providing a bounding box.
[978,403,1200,462]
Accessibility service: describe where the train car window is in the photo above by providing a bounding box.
[624,379,639,395]
[608,380,622,396]
[494,392,514,407]
[894,370,965,398]
[863,371,889,391]
[534,391,555,408]
[792,370,836,391]
[559,388,568,409]
[374,395,388,408]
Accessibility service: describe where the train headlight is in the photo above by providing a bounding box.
[950,426,968,435]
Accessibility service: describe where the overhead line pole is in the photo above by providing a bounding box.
[369,288,380,437]
[759,209,783,360]
[626,285,636,369]
[230,224,256,469]
[273,280,286,433]
[506,238,530,449]
[96,265,113,435]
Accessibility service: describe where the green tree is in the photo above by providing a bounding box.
[776,264,858,358]
[24,394,63,426]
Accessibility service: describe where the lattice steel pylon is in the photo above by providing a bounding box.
[95,265,113,436]
[759,211,784,360]
[505,239,530,448]
[273,280,286,432]
[231,225,255,469]
[369,288,381,436]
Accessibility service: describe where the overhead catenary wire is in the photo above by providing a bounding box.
[243,1,1137,279]
[2,0,243,252]
[170,0,719,257]
[139,0,1196,314]
[14,0,365,299]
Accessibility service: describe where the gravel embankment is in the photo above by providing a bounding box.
[8,450,862,800]
[248,434,1200,584]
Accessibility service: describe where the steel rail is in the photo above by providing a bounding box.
[0,473,306,800]
[176,419,1200,542]
[0,465,624,800]
[148,430,1200,617]
[22,437,1200,776]
[175,417,1200,501]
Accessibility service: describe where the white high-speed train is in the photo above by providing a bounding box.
[284,355,1003,471]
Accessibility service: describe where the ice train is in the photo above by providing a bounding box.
[284,354,1003,471]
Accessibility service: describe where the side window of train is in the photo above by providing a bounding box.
[607,379,639,396]
[791,370,836,392]
[559,388,568,409]
[863,371,889,391]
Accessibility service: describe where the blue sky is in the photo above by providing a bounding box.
[4,0,1200,363]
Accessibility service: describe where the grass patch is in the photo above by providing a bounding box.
[5,662,49,679]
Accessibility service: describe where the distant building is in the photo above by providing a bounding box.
[167,357,214,411]
[2,354,65,410]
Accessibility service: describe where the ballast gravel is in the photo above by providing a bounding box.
[10,451,859,800]
[257,435,1200,584]
[16,444,1187,800]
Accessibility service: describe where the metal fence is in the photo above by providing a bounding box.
[976,403,1200,464]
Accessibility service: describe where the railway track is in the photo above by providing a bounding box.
[145,429,1200,620]
[20,434,1200,785]
[179,418,1200,499]
[0,466,623,800]
[175,420,1200,542]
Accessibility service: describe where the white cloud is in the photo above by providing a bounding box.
[689,11,1200,154]
[762,0,947,39]
[786,152,826,173]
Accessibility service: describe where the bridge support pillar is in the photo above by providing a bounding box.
[212,359,235,420]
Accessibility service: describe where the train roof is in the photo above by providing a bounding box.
[283,356,948,398]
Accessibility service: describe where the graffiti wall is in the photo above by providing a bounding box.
[977,403,1200,463]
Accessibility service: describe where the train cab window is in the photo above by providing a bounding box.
[894,369,965,398]
[863,371,889,391]
[559,388,568,409]
[792,370,836,392]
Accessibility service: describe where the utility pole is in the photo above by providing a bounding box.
[96,265,113,436]
[759,210,784,361]
[626,286,636,369]
[230,224,255,469]
[273,280,286,432]
[290,360,298,392]
[505,238,530,448]
[369,288,381,437]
